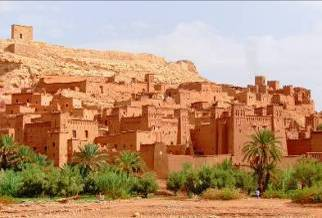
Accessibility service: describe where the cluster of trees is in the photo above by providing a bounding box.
[166,160,254,199]
[166,129,322,203]
[1,128,322,203]
[0,136,158,199]
[265,157,322,203]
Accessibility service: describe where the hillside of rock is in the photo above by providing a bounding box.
[0,39,204,95]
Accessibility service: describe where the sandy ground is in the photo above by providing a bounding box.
[1,197,322,218]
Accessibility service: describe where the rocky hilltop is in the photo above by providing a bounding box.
[0,38,204,98]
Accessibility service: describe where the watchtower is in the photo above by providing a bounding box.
[11,24,33,41]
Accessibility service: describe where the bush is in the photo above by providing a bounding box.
[18,165,48,197]
[291,186,322,203]
[83,174,99,194]
[184,167,203,195]
[167,171,186,194]
[293,157,322,188]
[262,189,289,199]
[132,173,158,198]
[166,161,254,196]
[0,170,22,197]
[269,168,298,192]
[233,170,255,194]
[210,166,236,189]
[202,188,241,200]
[57,165,84,196]
[42,166,60,196]
[91,167,135,199]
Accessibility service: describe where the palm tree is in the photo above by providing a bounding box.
[14,146,38,170]
[0,135,19,170]
[116,151,145,175]
[72,143,108,176]
[243,129,282,193]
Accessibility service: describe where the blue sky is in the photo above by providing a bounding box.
[1,1,322,109]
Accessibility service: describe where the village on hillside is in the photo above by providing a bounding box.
[0,25,321,179]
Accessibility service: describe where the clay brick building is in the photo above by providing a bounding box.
[191,104,287,164]
[1,72,320,176]
[24,112,98,166]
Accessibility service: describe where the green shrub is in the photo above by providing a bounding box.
[197,165,214,191]
[0,170,22,197]
[57,165,84,196]
[233,170,255,194]
[166,161,255,196]
[293,157,322,188]
[291,186,322,203]
[18,165,48,197]
[132,173,158,198]
[184,167,203,195]
[42,166,60,196]
[202,188,241,200]
[182,164,237,195]
[262,189,289,199]
[210,167,236,189]
[269,168,297,192]
[91,167,135,199]
[167,171,186,194]
[83,174,99,194]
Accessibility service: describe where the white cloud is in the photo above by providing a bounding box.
[71,21,322,110]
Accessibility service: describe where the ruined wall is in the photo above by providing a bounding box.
[6,43,38,57]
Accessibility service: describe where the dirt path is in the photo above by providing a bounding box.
[1,197,322,218]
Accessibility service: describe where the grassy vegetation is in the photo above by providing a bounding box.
[166,156,322,204]
[290,186,322,203]
[0,135,158,202]
[2,131,322,205]
[262,157,322,203]
[166,160,255,199]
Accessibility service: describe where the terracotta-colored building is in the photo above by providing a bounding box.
[0,72,320,175]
